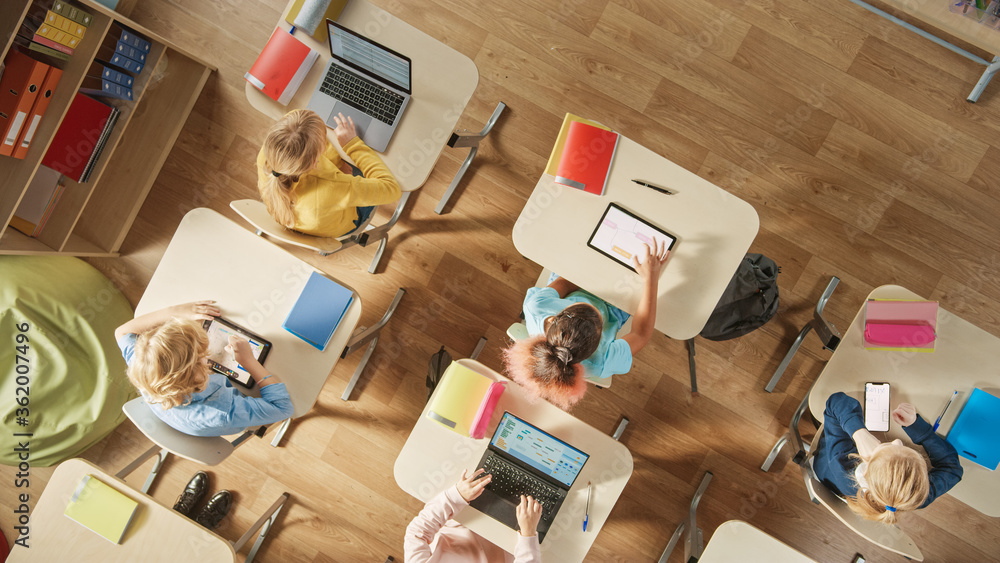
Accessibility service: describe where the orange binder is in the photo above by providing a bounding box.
[12,65,63,159]
[0,50,49,158]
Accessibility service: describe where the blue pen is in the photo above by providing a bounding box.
[583,482,592,531]
[933,391,959,432]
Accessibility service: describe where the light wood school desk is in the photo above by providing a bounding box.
[698,520,816,563]
[7,459,235,562]
[244,0,479,192]
[512,136,759,341]
[394,359,634,563]
[809,285,1000,516]
[136,208,362,441]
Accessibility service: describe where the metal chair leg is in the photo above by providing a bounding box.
[612,417,629,441]
[115,445,169,494]
[761,433,789,472]
[687,339,698,395]
[232,492,290,563]
[659,471,713,563]
[339,288,406,400]
[435,101,507,214]
[765,322,814,393]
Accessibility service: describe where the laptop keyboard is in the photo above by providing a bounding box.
[482,454,561,519]
[320,64,405,125]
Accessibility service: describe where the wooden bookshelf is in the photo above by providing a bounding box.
[0,0,215,256]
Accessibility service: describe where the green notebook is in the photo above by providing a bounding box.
[64,475,139,544]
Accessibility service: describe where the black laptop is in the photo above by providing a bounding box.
[470,412,589,542]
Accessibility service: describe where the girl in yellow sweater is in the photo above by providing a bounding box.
[257,109,401,237]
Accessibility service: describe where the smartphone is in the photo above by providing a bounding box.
[865,382,891,432]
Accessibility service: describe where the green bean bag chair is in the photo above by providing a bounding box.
[0,256,135,466]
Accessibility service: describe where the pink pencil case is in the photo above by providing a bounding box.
[470,382,505,439]
[864,322,936,347]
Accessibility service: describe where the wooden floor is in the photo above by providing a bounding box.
[5,0,1000,560]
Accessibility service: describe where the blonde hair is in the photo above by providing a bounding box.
[127,318,210,409]
[847,446,930,524]
[258,109,328,228]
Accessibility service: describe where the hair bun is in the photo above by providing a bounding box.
[554,345,573,365]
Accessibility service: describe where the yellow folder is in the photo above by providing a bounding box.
[64,475,139,544]
[544,113,613,176]
[427,362,494,437]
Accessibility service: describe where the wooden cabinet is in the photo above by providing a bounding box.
[0,0,215,256]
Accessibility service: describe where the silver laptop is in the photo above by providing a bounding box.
[306,19,411,152]
[469,412,589,542]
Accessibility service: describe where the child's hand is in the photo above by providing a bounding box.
[456,468,491,502]
[516,495,542,537]
[172,300,219,321]
[225,334,255,367]
[892,403,917,427]
[333,112,358,146]
[633,240,670,282]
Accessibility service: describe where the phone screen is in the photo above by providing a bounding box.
[865,382,891,432]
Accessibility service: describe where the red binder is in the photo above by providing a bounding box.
[42,93,114,182]
[0,50,50,158]
[244,29,318,105]
[554,120,619,196]
[12,65,63,159]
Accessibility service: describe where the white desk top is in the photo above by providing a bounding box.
[393,359,634,563]
[244,0,479,192]
[136,208,362,418]
[699,520,816,563]
[512,137,759,340]
[7,459,234,562]
[810,285,1000,516]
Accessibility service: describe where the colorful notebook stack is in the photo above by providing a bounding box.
[41,92,120,183]
[64,474,139,544]
[9,166,66,237]
[23,2,93,58]
[0,49,63,160]
[282,271,355,351]
[546,113,619,196]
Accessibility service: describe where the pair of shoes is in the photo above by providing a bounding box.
[173,471,209,515]
[173,472,234,530]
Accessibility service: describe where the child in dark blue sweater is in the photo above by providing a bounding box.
[813,392,963,524]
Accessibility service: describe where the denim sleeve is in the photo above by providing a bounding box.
[814,392,865,497]
[230,383,294,428]
[903,415,964,508]
[117,333,138,366]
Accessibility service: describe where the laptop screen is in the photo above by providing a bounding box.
[327,20,411,93]
[490,412,589,488]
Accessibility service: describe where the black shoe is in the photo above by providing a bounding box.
[195,490,233,530]
[173,471,209,516]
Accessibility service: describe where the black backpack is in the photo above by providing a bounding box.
[700,253,780,341]
[426,345,452,402]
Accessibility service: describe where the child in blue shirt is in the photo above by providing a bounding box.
[503,242,670,409]
[814,392,963,524]
[115,301,293,437]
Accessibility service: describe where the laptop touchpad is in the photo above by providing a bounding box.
[334,107,373,142]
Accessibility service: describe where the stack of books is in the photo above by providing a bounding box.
[81,61,136,101]
[17,2,93,60]
[98,23,152,76]
[546,113,619,196]
[9,165,66,237]
[41,92,120,183]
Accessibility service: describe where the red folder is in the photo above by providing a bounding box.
[0,50,49,158]
[12,65,63,159]
[42,93,114,182]
[244,28,318,105]
[554,120,619,195]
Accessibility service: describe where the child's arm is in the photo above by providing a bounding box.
[227,336,283,388]
[547,277,579,298]
[114,301,219,340]
[622,242,670,355]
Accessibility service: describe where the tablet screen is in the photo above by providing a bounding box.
[587,203,677,271]
[203,317,271,387]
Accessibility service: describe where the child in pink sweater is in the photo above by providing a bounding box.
[404,469,542,563]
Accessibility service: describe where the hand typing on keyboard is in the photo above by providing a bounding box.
[456,468,492,502]
[517,495,543,537]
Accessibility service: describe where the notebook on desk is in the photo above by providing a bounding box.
[947,388,1000,470]
[306,19,411,152]
[469,412,589,542]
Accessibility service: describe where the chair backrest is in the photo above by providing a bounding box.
[229,199,343,254]
[800,424,923,561]
[122,398,235,466]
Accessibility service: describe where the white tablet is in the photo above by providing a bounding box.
[587,203,677,271]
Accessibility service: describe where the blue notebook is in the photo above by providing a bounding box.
[946,388,1000,471]
[282,271,354,351]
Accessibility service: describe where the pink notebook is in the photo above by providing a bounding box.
[864,299,938,351]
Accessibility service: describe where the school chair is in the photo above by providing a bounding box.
[658,471,714,563]
[764,276,842,392]
[435,101,507,214]
[118,398,288,563]
[506,268,616,389]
